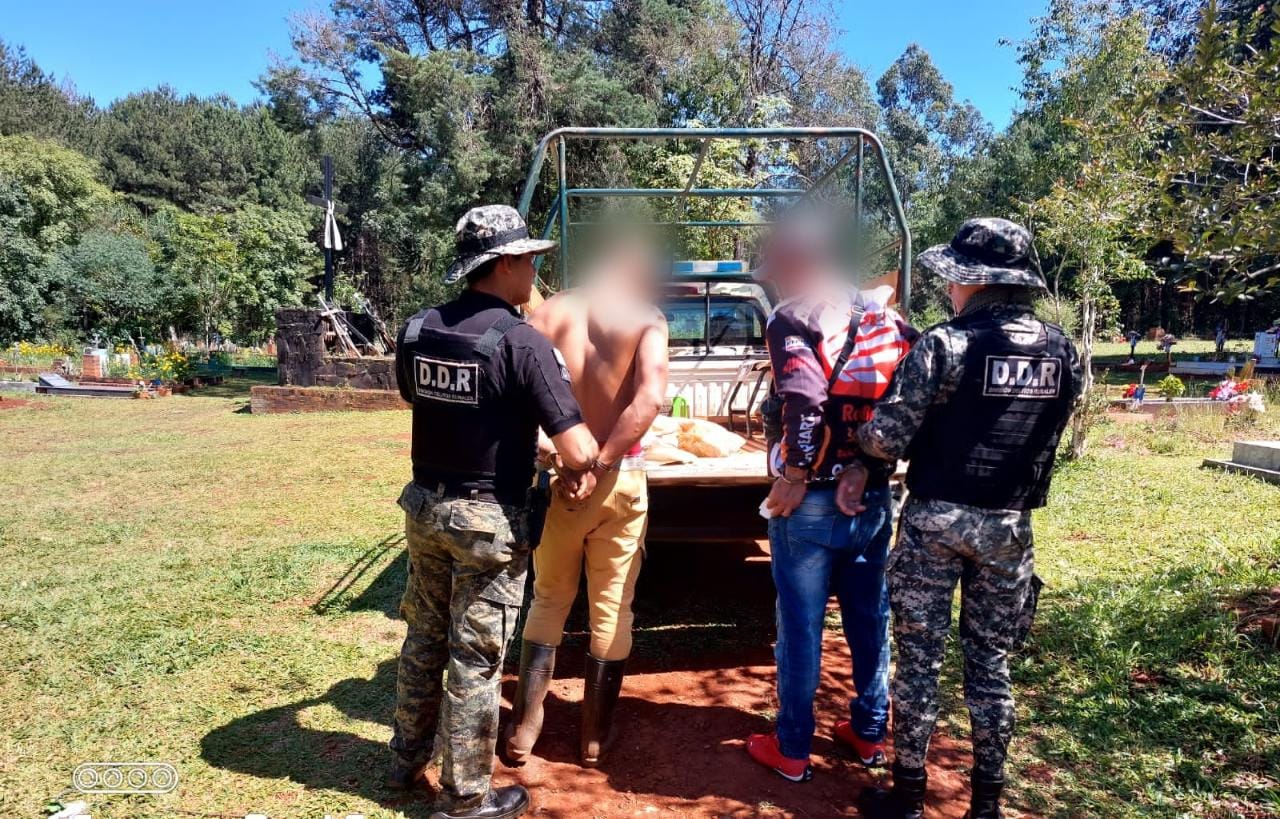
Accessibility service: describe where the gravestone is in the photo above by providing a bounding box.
[1204,440,1280,484]
[39,373,74,389]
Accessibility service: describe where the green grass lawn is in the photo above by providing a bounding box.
[1091,337,1258,364]
[0,386,1277,818]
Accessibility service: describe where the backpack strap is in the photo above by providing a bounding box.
[827,298,867,391]
[473,312,524,358]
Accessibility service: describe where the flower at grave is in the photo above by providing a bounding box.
[1210,378,1239,400]
[138,348,190,384]
[1209,378,1261,402]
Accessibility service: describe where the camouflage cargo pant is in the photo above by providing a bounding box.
[887,496,1034,777]
[390,481,529,806]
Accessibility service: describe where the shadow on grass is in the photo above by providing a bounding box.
[309,534,780,672]
[179,375,276,401]
[312,533,406,616]
[1015,562,1280,810]
[200,657,440,816]
[200,540,787,813]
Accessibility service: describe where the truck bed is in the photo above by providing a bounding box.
[645,438,771,487]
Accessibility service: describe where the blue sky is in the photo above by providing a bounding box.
[2,0,1042,129]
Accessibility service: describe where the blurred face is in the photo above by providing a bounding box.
[610,242,660,297]
[760,239,824,298]
[758,216,842,298]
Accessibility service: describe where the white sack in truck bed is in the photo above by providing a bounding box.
[675,418,747,458]
[644,444,697,465]
[648,414,683,436]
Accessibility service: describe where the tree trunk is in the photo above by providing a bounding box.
[1068,292,1097,460]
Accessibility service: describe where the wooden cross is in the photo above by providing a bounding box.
[305,156,348,302]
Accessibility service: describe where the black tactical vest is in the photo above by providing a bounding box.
[906,305,1075,510]
[402,308,528,504]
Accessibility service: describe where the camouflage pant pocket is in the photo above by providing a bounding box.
[479,560,527,606]
[453,595,518,670]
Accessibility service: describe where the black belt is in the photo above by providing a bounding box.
[411,474,532,507]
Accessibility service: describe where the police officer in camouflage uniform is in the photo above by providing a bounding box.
[389,205,599,819]
[855,219,1083,819]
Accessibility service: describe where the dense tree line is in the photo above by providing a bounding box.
[0,43,321,346]
[0,0,1276,349]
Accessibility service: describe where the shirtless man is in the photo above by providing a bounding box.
[503,241,668,768]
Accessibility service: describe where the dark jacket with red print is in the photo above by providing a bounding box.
[765,285,914,487]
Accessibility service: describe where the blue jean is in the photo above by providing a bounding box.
[768,485,893,759]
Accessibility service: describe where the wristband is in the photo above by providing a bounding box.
[592,458,619,473]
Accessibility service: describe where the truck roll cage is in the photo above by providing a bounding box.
[515,127,913,315]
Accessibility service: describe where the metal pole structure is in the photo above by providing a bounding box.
[532,209,557,274]
[867,138,911,316]
[853,135,864,274]
[678,140,712,215]
[568,187,806,198]
[556,136,569,286]
[570,220,774,228]
[799,145,859,201]
[854,135,864,235]
[322,155,335,302]
[517,127,902,216]
[513,127,912,314]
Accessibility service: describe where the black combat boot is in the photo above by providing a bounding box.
[963,771,1004,819]
[580,654,626,768]
[857,762,927,819]
[429,785,530,819]
[503,641,556,763]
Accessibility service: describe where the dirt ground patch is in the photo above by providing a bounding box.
[0,396,46,410]
[486,640,977,818]
[396,542,1003,818]
[1228,586,1280,648]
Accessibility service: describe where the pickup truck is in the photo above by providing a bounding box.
[516,127,912,542]
[645,261,777,540]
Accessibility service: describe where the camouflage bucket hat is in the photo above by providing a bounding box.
[917,217,1047,289]
[444,204,557,284]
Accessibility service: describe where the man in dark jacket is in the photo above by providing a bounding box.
[745,219,914,782]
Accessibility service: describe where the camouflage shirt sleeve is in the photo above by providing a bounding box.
[857,324,964,462]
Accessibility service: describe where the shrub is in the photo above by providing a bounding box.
[141,348,191,384]
[1156,374,1186,400]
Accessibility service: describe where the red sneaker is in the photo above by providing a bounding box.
[834,720,887,767]
[746,733,813,782]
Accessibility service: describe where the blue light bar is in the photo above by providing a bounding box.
[672,260,747,275]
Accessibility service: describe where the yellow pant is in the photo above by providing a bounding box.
[522,469,648,661]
